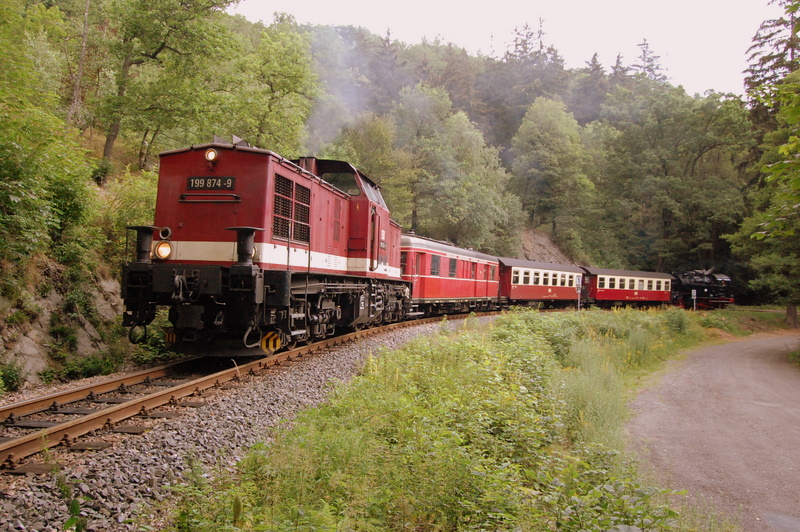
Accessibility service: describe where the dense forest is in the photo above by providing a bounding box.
[2,0,800,377]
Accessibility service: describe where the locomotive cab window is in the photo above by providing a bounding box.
[322,172,361,196]
[401,252,409,274]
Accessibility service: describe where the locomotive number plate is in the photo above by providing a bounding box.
[187,177,236,190]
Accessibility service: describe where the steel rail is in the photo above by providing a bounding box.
[1,312,498,469]
[0,361,193,423]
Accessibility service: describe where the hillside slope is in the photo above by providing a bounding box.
[519,229,577,264]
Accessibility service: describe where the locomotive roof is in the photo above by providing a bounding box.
[582,266,673,279]
[160,142,386,191]
[401,234,498,263]
[497,257,584,273]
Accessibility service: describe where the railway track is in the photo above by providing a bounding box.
[1,314,490,473]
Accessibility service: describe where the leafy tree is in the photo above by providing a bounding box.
[98,0,236,161]
[320,112,417,226]
[729,69,800,323]
[745,0,800,104]
[594,81,753,271]
[631,39,668,83]
[510,98,593,248]
[391,86,524,254]
[473,21,570,156]
[567,53,611,125]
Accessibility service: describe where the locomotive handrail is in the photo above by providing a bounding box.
[179,193,241,203]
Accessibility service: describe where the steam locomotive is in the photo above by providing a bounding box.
[121,139,731,355]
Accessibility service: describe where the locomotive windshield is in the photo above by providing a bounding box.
[322,172,361,196]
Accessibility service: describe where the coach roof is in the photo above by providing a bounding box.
[498,257,584,274]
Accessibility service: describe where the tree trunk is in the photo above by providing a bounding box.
[786,304,798,328]
[102,57,133,160]
[66,0,91,126]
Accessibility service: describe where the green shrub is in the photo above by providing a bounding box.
[0,361,24,392]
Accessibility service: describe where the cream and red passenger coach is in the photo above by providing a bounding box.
[122,140,410,353]
[498,258,584,307]
[582,267,673,307]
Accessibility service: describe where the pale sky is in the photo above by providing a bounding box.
[228,0,784,97]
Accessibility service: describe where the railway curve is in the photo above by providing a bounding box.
[0,316,494,531]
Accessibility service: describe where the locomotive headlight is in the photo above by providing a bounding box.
[204,148,219,162]
[153,240,173,260]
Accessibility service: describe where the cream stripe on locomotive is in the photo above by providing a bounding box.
[162,240,401,278]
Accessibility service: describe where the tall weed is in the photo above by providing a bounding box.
[165,312,685,531]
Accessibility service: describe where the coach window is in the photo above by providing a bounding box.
[449,258,457,278]
[638,279,644,290]
[401,252,408,274]
[568,275,574,287]
[491,266,496,281]
[628,278,635,290]
[512,269,520,284]
[656,280,662,290]
[542,272,549,285]
[647,280,653,290]
[533,271,540,285]
[664,280,670,291]
[609,277,616,289]
[523,271,530,285]
[431,255,441,276]
[560,274,566,286]
[599,276,605,289]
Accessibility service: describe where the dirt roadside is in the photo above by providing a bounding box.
[627,330,800,532]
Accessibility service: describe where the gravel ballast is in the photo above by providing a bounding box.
[0,320,484,532]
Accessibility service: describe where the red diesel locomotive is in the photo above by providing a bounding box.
[122,140,410,353]
[121,140,729,355]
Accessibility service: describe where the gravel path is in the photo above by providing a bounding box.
[0,320,479,532]
[627,331,800,532]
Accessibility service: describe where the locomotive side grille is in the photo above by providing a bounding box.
[275,174,294,198]
[296,184,311,205]
[273,174,311,243]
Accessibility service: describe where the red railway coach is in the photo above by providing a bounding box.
[498,258,584,308]
[400,234,500,316]
[122,139,410,354]
[582,267,673,308]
